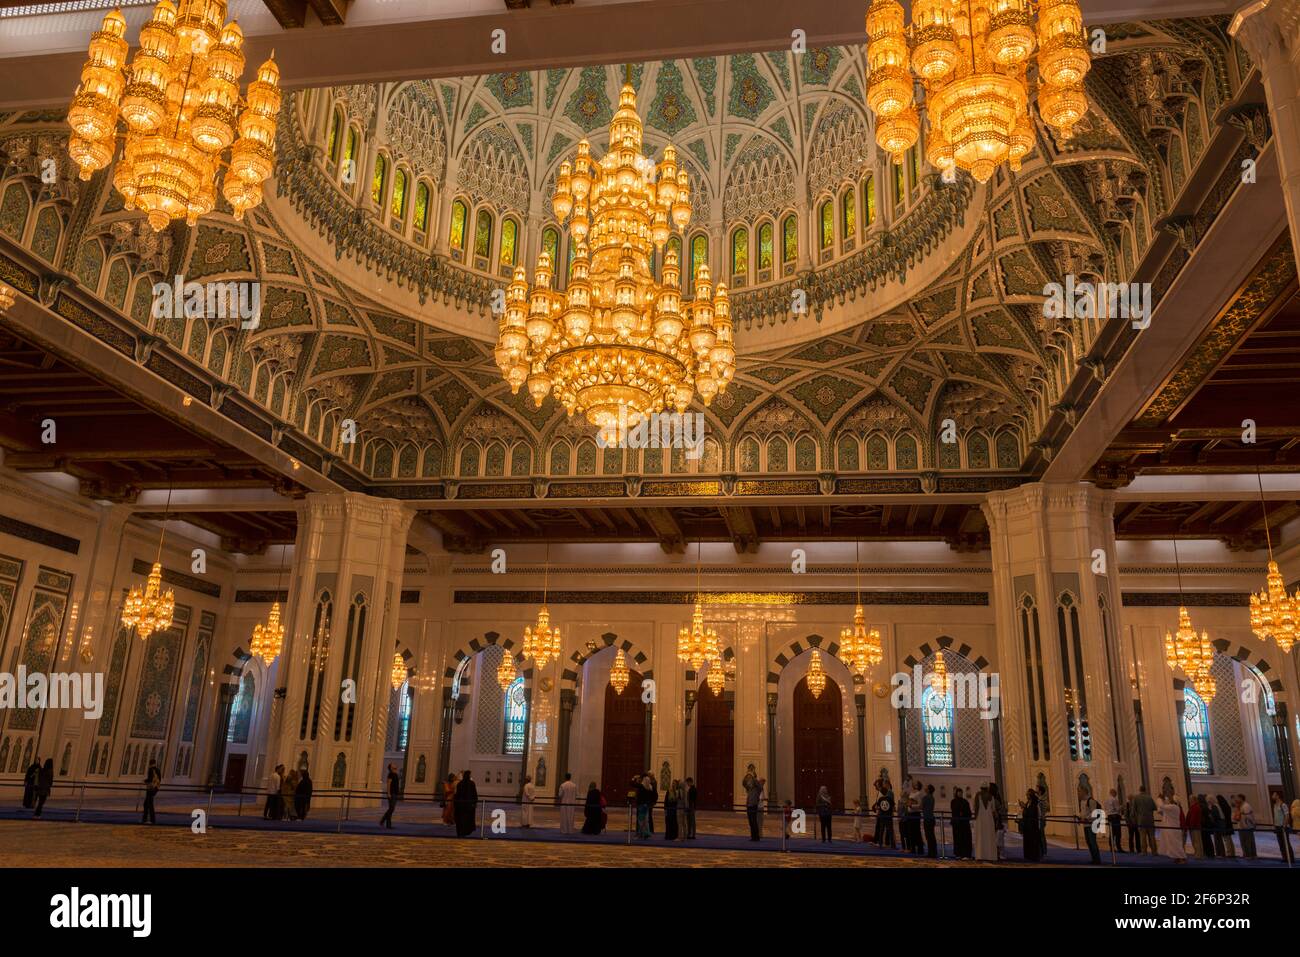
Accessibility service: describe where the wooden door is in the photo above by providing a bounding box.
[695,681,734,809]
[792,675,843,810]
[600,668,646,808]
[223,754,247,793]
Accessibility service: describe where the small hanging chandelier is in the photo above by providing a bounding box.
[1164,538,1217,702]
[66,2,282,231]
[121,483,176,640]
[523,546,563,669]
[609,647,630,694]
[840,542,884,675]
[0,281,15,313]
[806,648,827,699]
[678,542,721,672]
[390,651,407,690]
[1249,469,1298,654]
[930,649,952,697]
[78,625,95,664]
[705,660,724,696]
[497,648,518,691]
[250,545,287,665]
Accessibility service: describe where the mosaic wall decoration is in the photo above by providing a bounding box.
[1207,655,1248,777]
[179,614,214,743]
[474,645,506,754]
[4,566,73,733]
[0,555,24,705]
[128,604,191,740]
[96,624,131,739]
[903,650,988,771]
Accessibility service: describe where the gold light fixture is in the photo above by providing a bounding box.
[609,647,630,694]
[78,625,95,664]
[840,541,884,675]
[865,0,1090,182]
[523,546,563,669]
[0,281,15,313]
[930,649,952,697]
[1249,469,1298,654]
[705,661,724,696]
[677,542,721,672]
[390,651,407,690]
[250,545,287,665]
[497,648,517,691]
[66,2,281,231]
[121,484,175,640]
[806,647,827,699]
[1164,538,1216,702]
[496,66,735,442]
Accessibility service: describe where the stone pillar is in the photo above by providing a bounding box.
[983,483,1131,830]
[270,492,413,801]
[1232,0,1300,265]
[854,692,868,806]
[555,688,576,785]
[1275,703,1298,803]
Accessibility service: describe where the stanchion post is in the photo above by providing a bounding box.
[76,783,85,822]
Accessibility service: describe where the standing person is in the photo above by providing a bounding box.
[1019,790,1042,862]
[921,784,938,858]
[1186,795,1205,858]
[1205,797,1225,856]
[282,768,299,821]
[869,780,885,844]
[453,770,478,837]
[295,768,313,821]
[646,773,658,835]
[379,763,400,829]
[683,777,698,839]
[1215,794,1236,858]
[743,769,765,841]
[815,785,833,843]
[264,764,281,820]
[973,785,997,862]
[519,774,535,829]
[1156,793,1187,863]
[877,781,896,849]
[1078,788,1102,865]
[632,774,650,839]
[1234,794,1256,858]
[1124,794,1140,853]
[1132,786,1158,854]
[989,782,1008,860]
[441,773,458,826]
[22,756,39,809]
[581,782,604,834]
[852,800,864,843]
[557,772,579,834]
[1036,782,1050,859]
[663,780,680,840]
[142,760,161,825]
[33,758,53,818]
[950,787,973,859]
[1103,788,1123,853]
[1272,792,1294,863]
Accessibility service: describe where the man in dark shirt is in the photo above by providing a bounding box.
[921,784,938,857]
[379,763,400,829]
[684,777,698,839]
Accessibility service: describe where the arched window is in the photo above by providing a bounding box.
[449,198,467,253]
[542,226,560,269]
[396,679,412,751]
[503,675,527,754]
[666,234,682,286]
[689,234,708,294]
[757,221,773,273]
[1183,688,1212,774]
[781,214,797,266]
[841,189,856,238]
[921,684,954,767]
[863,174,876,225]
[500,217,519,271]
[473,208,494,261]
[819,200,834,250]
[371,153,387,206]
[892,162,905,206]
[227,673,255,744]
[390,168,407,220]
[328,107,342,164]
[731,227,748,279]
[343,129,359,187]
[414,182,430,232]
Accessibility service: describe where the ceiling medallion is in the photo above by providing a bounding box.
[865,0,1090,182]
[66,2,282,231]
[495,67,735,443]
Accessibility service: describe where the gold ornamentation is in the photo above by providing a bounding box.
[391,651,407,690]
[806,647,827,699]
[609,646,630,694]
[496,648,517,691]
[249,601,284,665]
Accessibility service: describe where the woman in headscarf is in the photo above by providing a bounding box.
[582,781,604,834]
[1215,794,1236,857]
[1196,795,1216,858]
[1185,794,1203,857]
[989,783,1008,860]
[281,768,299,821]
[663,780,679,840]
[950,786,973,859]
[441,773,457,826]
[453,769,478,837]
[1019,789,1042,862]
[816,785,833,843]
[33,758,54,818]
[21,756,39,809]
[294,768,313,821]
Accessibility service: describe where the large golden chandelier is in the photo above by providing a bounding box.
[249,601,284,666]
[840,543,884,675]
[121,487,175,640]
[390,651,407,690]
[865,0,1090,183]
[66,2,281,231]
[806,648,827,700]
[1165,606,1216,702]
[496,72,735,441]
[705,660,724,696]
[1249,471,1298,654]
[609,647,630,695]
[496,648,517,691]
[522,552,563,669]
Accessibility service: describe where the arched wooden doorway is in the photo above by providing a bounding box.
[694,680,733,809]
[600,668,646,808]
[792,675,844,809]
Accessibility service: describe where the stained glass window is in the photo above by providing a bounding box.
[396,680,411,751]
[542,226,560,269]
[343,128,358,186]
[414,182,429,231]
[390,169,407,220]
[449,199,467,250]
[921,685,954,767]
[328,109,342,163]
[690,234,708,294]
[909,146,920,191]
[893,162,905,206]
[1183,688,1212,773]
[500,218,518,268]
[227,673,254,745]
[731,227,748,276]
[667,234,682,286]
[864,175,876,225]
[503,676,527,754]
[371,154,387,206]
[782,215,797,264]
[474,208,493,259]
[819,201,833,249]
[758,222,773,269]
[842,190,856,237]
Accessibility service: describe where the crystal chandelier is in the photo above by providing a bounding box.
[390,651,407,690]
[0,281,14,313]
[705,661,724,696]
[840,542,884,675]
[496,68,735,442]
[497,647,517,691]
[523,549,563,669]
[1249,470,1298,654]
[609,647,630,694]
[250,546,288,665]
[806,648,827,699]
[930,649,952,697]
[865,0,1090,182]
[678,543,721,672]
[66,2,282,231]
[121,485,175,640]
[1164,539,1216,701]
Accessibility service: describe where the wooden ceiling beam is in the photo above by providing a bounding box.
[643,508,686,555]
[720,506,759,554]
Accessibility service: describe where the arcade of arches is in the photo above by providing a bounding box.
[3,2,1300,836]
